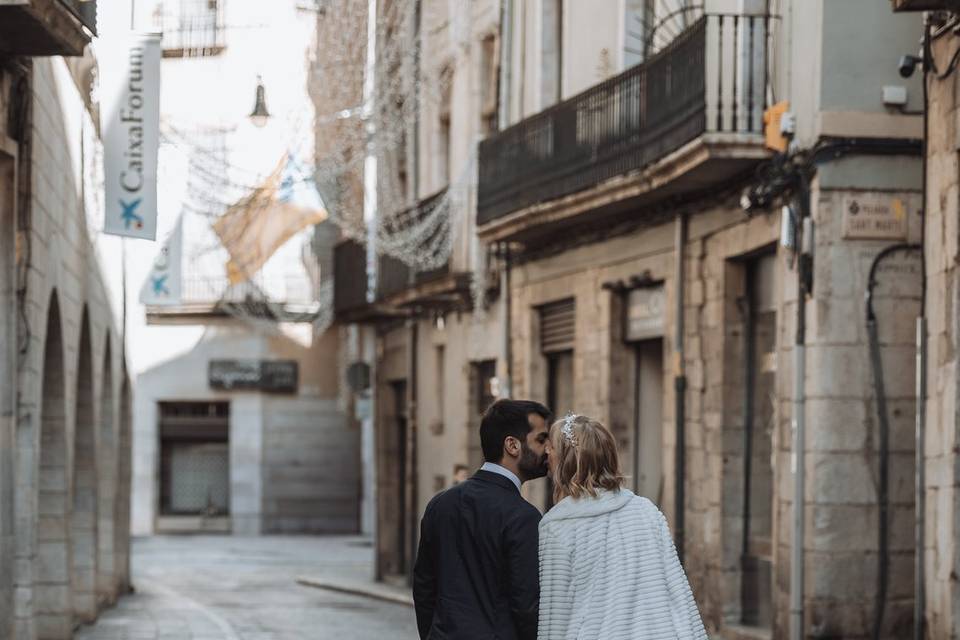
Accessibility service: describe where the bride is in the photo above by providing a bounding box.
[538,413,708,640]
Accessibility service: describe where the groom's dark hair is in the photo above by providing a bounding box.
[480,399,552,463]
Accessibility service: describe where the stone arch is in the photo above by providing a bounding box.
[114,375,132,592]
[35,292,71,640]
[70,309,97,623]
[95,334,116,606]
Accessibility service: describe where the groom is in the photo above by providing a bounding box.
[413,399,551,640]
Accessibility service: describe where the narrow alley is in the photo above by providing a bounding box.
[76,537,417,640]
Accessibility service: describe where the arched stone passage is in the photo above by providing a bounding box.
[114,376,132,593]
[95,336,116,606]
[70,311,97,623]
[35,293,71,640]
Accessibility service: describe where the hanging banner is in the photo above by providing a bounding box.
[101,33,161,240]
[139,216,182,306]
[213,153,328,285]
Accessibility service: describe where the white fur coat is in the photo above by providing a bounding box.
[537,489,708,640]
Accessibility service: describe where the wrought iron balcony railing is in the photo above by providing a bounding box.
[333,240,408,316]
[334,189,454,318]
[145,273,319,324]
[477,13,769,227]
[154,0,226,57]
[178,275,316,306]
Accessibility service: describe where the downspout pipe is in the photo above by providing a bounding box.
[406,0,422,586]
[914,17,931,640]
[865,243,922,640]
[362,0,380,579]
[501,244,513,398]
[789,175,811,640]
[497,0,514,399]
[673,214,687,561]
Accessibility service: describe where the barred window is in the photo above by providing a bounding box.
[155,0,226,58]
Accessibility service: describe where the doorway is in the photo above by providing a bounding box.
[632,339,664,503]
[740,253,776,630]
[545,350,574,508]
[540,298,576,510]
[469,360,498,470]
[157,401,230,533]
[387,380,408,578]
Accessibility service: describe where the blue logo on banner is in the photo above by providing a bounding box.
[151,274,169,296]
[120,198,144,229]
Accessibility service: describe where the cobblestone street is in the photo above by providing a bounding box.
[75,536,418,640]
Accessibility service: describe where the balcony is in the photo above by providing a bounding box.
[154,0,226,58]
[0,0,97,56]
[333,239,407,322]
[477,13,771,244]
[146,274,319,325]
[334,191,472,322]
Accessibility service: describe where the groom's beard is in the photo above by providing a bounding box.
[518,442,548,481]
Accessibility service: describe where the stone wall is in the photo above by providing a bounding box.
[923,31,960,640]
[262,329,359,534]
[7,57,130,640]
[132,326,358,537]
[506,177,923,638]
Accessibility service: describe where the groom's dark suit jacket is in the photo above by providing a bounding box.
[413,469,541,640]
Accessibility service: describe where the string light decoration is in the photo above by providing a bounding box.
[307,0,475,270]
[140,0,482,336]
[129,0,710,336]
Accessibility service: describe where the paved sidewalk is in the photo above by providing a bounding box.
[296,575,413,607]
[75,535,418,640]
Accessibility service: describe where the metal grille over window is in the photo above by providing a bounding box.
[159,401,230,517]
[169,443,230,514]
[539,298,575,354]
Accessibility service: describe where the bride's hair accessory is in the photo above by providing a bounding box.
[561,412,578,447]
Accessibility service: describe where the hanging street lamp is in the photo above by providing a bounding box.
[249,75,271,127]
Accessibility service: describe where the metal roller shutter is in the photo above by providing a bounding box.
[539,298,575,354]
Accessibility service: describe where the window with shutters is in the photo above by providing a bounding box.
[539,298,575,354]
[437,68,453,188]
[540,0,563,107]
[480,34,499,136]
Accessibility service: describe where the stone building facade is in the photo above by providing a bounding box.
[131,327,360,536]
[484,2,925,638]
[327,0,509,582]
[898,5,960,638]
[324,1,939,638]
[0,3,133,638]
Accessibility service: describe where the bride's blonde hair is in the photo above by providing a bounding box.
[549,414,624,504]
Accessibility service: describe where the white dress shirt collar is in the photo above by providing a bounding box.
[480,462,522,492]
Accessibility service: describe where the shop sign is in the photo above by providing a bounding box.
[625,285,666,342]
[209,360,298,393]
[101,33,162,240]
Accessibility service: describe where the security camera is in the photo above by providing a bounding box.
[898,54,922,79]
